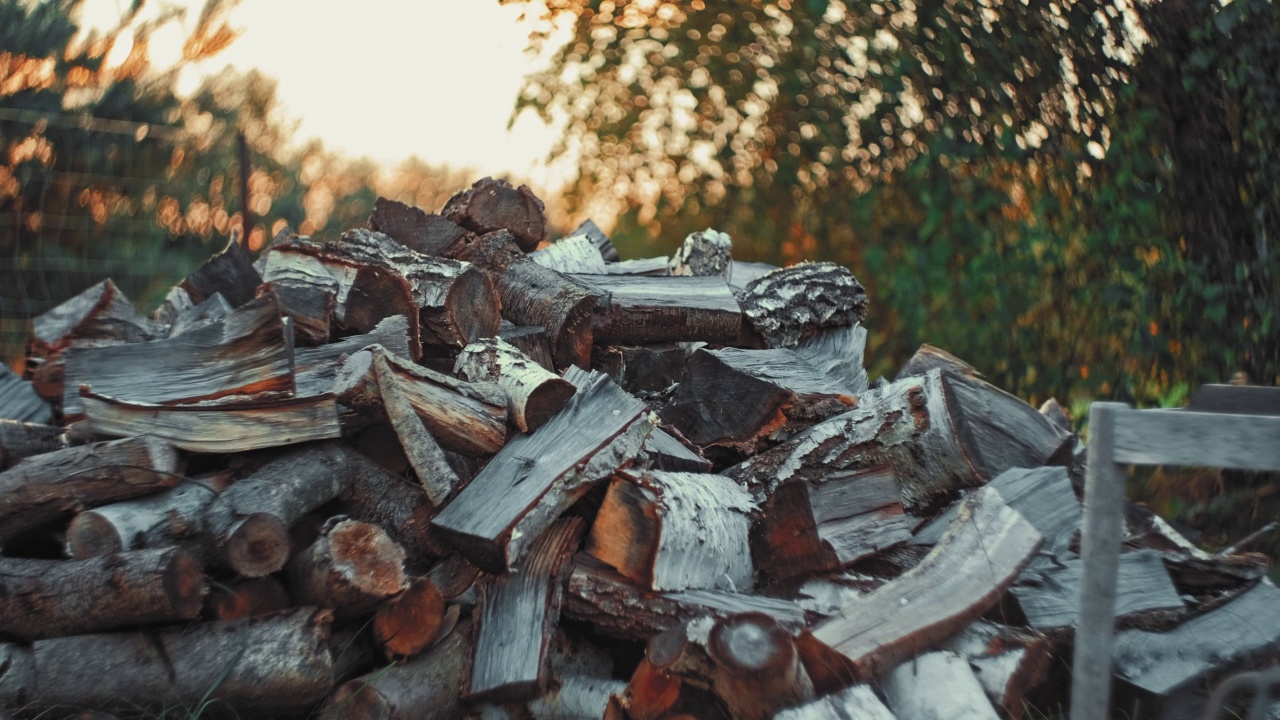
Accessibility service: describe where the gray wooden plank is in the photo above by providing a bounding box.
[1112,408,1280,471]
[912,466,1080,547]
[1011,549,1183,629]
[1187,384,1280,417]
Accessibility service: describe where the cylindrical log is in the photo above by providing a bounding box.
[669,228,732,280]
[706,612,814,720]
[0,548,203,641]
[202,441,352,577]
[443,177,547,252]
[882,651,999,720]
[25,608,334,715]
[66,479,218,558]
[208,576,292,621]
[374,576,446,659]
[0,420,64,470]
[342,451,448,568]
[623,658,682,720]
[288,517,408,616]
[454,337,576,432]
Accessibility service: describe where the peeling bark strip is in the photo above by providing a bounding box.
[448,229,598,370]
[18,608,333,715]
[531,234,609,274]
[29,278,157,359]
[0,435,179,544]
[882,651,1000,720]
[66,479,220,558]
[288,516,409,616]
[798,489,1042,684]
[369,196,470,257]
[469,518,585,702]
[738,262,868,348]
[61,293,296,417]
[669,228,733,279]
[455,337,576,433]
[431,371,651,572]
[573,274,743,346]
[0,420,63,469]
[0,548,204,640]
[587,470,754,592]
[444,176,547,252]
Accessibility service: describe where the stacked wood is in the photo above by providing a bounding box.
[443,177,548,252]
[369,195,471,257]
[737,262,867,347]
[454,337,575,432]
[531,234,609,274]
[573,274,742,346]
[0,366,50,424]
[0,419,63,469]
[669,228,733,279]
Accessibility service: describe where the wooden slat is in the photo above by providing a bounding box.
[1111,408,1280,471]
[1187,384,1280,417]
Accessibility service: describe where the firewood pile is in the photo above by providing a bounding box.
[1,176,1277,720]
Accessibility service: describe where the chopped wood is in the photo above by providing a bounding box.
[374,351,462,503]
[621,657,730,720]
[647,615,718,684]
[595,343,688,399]
[288,516,409,616]
[895,343,981,380]
[431,370,651,572]
[586,470,754,592]
[1163,553,1268,596]
[728,260,780,295]
[882,651,1000,720]
[1010,549,1184,630]
[499,322,556,371]
[469,518,585,702]
[638,426,713,473]
[455,337,576,433]
[605,256,671,276]
[28,279,157,359]
[20,607,333,715]
[941,621,1055,720]
[369,196,471,257]
[258,243,338,344]
[773,684,896,720]
[0,548,203,640]
[166,291,234,338]
[0,366,51,424]
[573,274,743,346]
[531,234,609,274]
[61,293,296,417]
[443,176,547,252]
[341,450,449,567]
[571,218,620,262]
[938,371,1071,480]
[1039,397,1074,432]
[449,229,598,370]
[374,576,446,659]
[738,263,867,348]
[321,618,472,720]
[293,314,411,397]
[753,464,916,582]
[529,674,627,720]
[706,612,815,720]
[798,489,1042,684]
[65,477,220,557]
[208,575,292,620]
[179,235,263,308]
[427,553,483,601]
[0,420,63,469]
[793,323,870,396]
[0,435,179,545]
[911,466,1080,548]
[669,228,732,279]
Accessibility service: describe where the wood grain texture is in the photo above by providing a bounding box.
[793,324,870,396]
[882,652,999,720]
[372,352,461,504]
[498,322,556,372]
[1011,549,1183,629]
[773,684,896,720]
[0,366,51,424]
[1111,407,1280,470]
[258,244,338,344]
[369,196,470,257]
[0,420,63,470]
[166,291,233,338]
[911,466,1080,547]
[639,427,713,473]
[293,314,411,398]
[573,274,743,346]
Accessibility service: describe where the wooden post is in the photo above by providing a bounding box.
[1070,402,1127,720]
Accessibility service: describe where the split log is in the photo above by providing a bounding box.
[595,343,688,399]
[661,347,857,456]
[448,229,597,370]
[469,518,585,702]
[911,466,1080,548]
[638,427,713,473]
[752,464,916,582]
[707,612,815,720]
[443,176,547,252]
[882,651,1000,720]
[895,343,981,381]
[293,314,412,398]
[373,352,462,503]
[288,516,408,616]
[0,435,179,544]
[728,260,779,295]
[941,621,1055,719]
[1039,397,1074,433]
[1010,549,1183,630]
[738,263,867,348]
[431,371,651,572]
[573,274,742,346]
[529,674,627,720]
[1112,581,1280,719]
[586,470,754,592]
[61,293,296,417]
[201,442,353,577]
[28,279,157,359]
[646,615,717,685]
[1164,553,1268,596]
[165,291,233,338]
[604,257,671,276]
[797,489,1042,685]
[669,229,732,279]
[563,556,808,641]
[427,553,483,603]
[374,576,446,659]
[774,685,895,720]
[258,243,339,344]
[208,576,292,620]
[571,218,620,262]
[178,235,263,308]
[454,337,576,433]
[499,322,555,371]
[342,446,449,566]
[793,323,870,396]
[320,619,472,720]
[335,344,508,458]
[65,477,221,557]
[20,607,333,715]
[622,657,730,720]
[0,548,203,640]
[0,420,63,469]
[369,196,470,257]
[0,366,51,424]
[531,235,608,274]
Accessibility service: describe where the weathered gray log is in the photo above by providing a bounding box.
[499,322,556,372]
[0,366,51,424]
[895,343,981,381]
[321,619,472,720]
[179,235,262,308]
[202,442,353,576]
[573,274,742,346]
[587,470,754,592]
[738,263,867,348]
[638,427,713,473]
[882,651,1000,720]
[470,518,585,702]
[798,489,1042,684]
[66,478,221,557]
[941,621,1055,720]
[371,351,462,503]
[0,435,179,544]
[443,176,547,252]
[61,293,296,417]
[374,576,446,659]
[595,343,688,400]
[752,464,915,582]
[0,420,63,469]
[0,548,204,640]
[288,516,408,616]
[369,196,471,257]
[1012,549,1184,630]
[911,466,1080,547]
[570,218,620,262]
[341,449,447,567]
[563,556,807,641]
[293,314,412,397]
[454,337,576,433]
[258,242,339,344]
[18,607,333,715]
[707,612,815,720]
[773,684,896,720]
[431,370,651,572]
[793,323,870,396]
[531,235,608,274]
[669,228,732,279]
[80,387,342,453]
[449,229,598,370]
[29,279,157,359]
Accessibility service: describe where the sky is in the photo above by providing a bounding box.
[82,0,565,182]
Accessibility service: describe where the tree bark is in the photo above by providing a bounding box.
[443,177,547,252]
[707,612,815,720]
[669,228,732,279]
[369,196,470,257]
[258,242,339,345]
[0,420,63,470]
[374,576,446,659]
[573,274,743,346]
[498,322,556,372]
[288,516,408,616]
[341,449,449,569]
[455,337,576,433]
[882,652,1000,720]
[66,477,221,558]
[1010,549,1184,630]
[737,262,867,348]
[292,314,412,398]
[531,235,608,274]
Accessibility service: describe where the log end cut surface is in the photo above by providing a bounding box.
[226,513,291,577]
